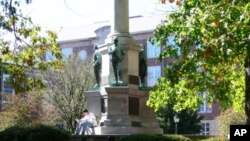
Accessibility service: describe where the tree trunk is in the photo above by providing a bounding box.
[245,51,250,124]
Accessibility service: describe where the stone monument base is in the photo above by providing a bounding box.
[85,86,163,135]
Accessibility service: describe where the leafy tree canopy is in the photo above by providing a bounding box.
[148,0,250,115]
[0,0,62,93]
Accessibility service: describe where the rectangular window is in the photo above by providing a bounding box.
[1,74,14,107]
[46,52,55,61]
[167,34,176,46]
[2,74,14,94]
[200,122,210,135]
[1,74,13,104]
[199,93,212,113]
[167,34,181,56]
[147,41,161,58]
[147,66,161,87]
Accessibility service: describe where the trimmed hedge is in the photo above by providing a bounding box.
[118,134,191,141]
[0,125,70,141]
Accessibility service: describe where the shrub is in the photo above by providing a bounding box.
[0,91,60,131]
[216,108,245,139]
[0,125,70,141]
[118,134,191,141]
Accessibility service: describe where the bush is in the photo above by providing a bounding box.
[0,125,70,141]
[118,134,191,141]
[216,108,245,139]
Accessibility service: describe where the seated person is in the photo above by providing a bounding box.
[74,109,97,135]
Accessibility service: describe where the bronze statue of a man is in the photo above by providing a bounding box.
[108,37,124,85]
[93,44,102,88]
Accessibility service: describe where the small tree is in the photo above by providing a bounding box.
[42,56,95,132]
[0,91,45,130]
[217,109,246,139]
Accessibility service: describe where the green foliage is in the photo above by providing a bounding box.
[157,101,202,134]
[118,134,191,141]
[0,125,70,141]
[0,0,62,93]
[148,0,249,114]
[216,108,246,139]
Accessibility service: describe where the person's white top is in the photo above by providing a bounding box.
[79,112,97,126]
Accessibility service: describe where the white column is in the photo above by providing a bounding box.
[112,0,129,35]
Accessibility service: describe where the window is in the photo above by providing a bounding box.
[62,48,73,61]
[1,74,14,107]
[2,74,14,94]
[167,34,176,46]
[78,50,87,60]
[147,41,161,58]
[199,93,212,113]
[200,122,210,135]
[167,34,181,56]
[147,66,161,87]
[46,52,55,61]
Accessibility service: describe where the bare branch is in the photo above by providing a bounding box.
[42,55,94,132]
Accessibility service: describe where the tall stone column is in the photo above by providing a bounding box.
[112,0,129,36]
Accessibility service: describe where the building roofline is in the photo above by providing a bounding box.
[58,30,155,44]
[130,30,154,35]
[58,37,97,44]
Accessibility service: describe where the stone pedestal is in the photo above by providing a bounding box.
[101,87,130,127]
[85,87,162,135]
[84,88,107,121]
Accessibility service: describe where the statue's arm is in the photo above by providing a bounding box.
[108,46,113,54]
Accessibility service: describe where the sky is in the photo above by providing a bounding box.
[23,0,176,30]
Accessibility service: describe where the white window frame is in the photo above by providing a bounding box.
[200,122,210,135]
[147,66,161,87]
[1,74,14,107]
[147,41,161,59]
[2,74,14,94]
[199,92,212,113]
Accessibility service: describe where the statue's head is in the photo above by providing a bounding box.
[94,44,98,50]
[139,44,144,51]
[113,37,118,43]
